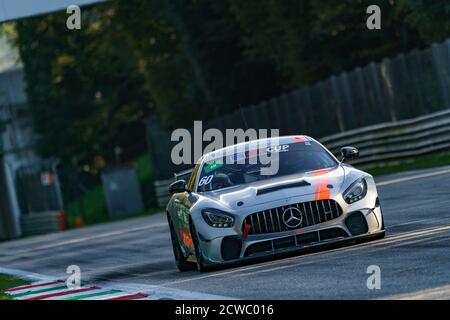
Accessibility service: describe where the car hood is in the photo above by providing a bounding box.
[202,166,346,210]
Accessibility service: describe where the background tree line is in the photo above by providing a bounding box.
[3,0,450,173]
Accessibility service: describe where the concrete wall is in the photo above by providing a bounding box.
[0,68,40,238]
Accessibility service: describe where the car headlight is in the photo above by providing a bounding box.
[343,178,367,204]
[201,208,234,228]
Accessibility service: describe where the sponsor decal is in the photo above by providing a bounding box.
[180,227,194,248]
[290,135,307,143]
[266,144,289,153]
[177,207,190,228]
[229,152,246,162]
[248,147,266,158]
[203,161,223,174]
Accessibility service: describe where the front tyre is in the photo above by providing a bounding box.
[167,213,195,272]
[190,221,210,273]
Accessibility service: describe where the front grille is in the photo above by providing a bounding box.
[243,199,343,235]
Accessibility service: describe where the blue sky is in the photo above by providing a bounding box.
[0,0,106,23]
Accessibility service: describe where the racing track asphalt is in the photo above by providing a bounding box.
[1,166,450,299]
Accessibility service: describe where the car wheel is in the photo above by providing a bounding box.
[190,220,209,273]
[167,213,195,272]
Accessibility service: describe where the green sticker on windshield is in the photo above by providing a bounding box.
[204,161,223,174]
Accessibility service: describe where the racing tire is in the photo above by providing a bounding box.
[190,220,210,273]
[167,213,195,272]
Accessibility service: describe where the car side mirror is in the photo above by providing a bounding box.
[169,180,188,194]
[341,146,359,162]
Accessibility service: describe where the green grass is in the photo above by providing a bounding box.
[66,185,108,227]
[366,151,450,176]
[65,153,161,228]
[0,274,30,300]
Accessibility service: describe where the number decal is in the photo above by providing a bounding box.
[198,175,213,186]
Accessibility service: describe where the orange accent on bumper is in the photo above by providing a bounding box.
[180,227,194,248]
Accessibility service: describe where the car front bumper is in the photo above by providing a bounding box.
[192,195,384,266]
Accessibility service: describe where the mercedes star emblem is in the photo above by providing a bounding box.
[282,207,303,228]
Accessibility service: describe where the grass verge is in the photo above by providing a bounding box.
[0,274,30,300]
[366,151,450,176]
[65,153,159,228]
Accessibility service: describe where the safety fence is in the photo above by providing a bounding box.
[153,108,450,206]
[320,109,450,168]
[20,211,67,236]
[147,38,450,180]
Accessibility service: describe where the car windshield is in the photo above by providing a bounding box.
[197,141,337,192]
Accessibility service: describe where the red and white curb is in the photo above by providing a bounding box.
[3,281,149,300]
[0,267,233,300]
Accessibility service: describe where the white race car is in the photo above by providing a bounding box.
[166,135,385,272]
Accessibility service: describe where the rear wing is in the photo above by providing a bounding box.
[174,168,194,182]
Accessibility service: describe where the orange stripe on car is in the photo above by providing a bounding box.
[312,169,331,200]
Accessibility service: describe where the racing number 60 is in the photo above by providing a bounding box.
[199,175,213,186]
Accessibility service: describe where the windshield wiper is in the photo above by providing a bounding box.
[256,180,311,196]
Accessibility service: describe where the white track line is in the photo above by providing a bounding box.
[10,223,167,254]
[377,167,450,186]
[6,282,65,295]
[229,233,450,278]
[161,224,450,286]
[382,284,450,300]
[0,267,234,300]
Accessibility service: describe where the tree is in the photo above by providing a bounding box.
[115,0,281,129]
[229,0,426,89]
[12,3,152,172]
[8,0,449,171]
[398,0,450,45]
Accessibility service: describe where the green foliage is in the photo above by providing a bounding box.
[7,0,450,172]
[12,3,152,171]
[398,0,450,45]
[65,153,158,227]
[65,184,108,227]
[230,0,428,88]
[367,151,450,177]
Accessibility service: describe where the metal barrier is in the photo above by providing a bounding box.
[20,211,67,236]
[320,108,450,168]
[153,109,450,206]
[154,178,175,208]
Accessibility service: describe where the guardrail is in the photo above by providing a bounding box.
[154,178,175,208]
[319,108,450,168]
[20,211,67,236]
[153,108,450,206]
